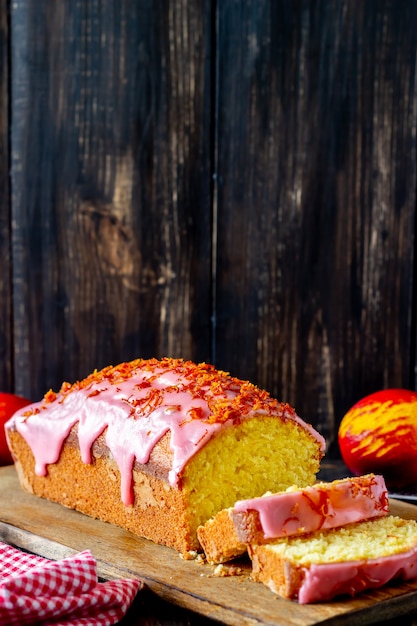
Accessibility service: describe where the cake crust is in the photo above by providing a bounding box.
[8,427,195,553]
[197,509,247,564]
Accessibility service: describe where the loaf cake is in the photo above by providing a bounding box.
[248,516,417,603]
[5,357,325,554]
[197,474,389,564]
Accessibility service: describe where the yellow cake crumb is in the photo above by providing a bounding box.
[263,516,417,564]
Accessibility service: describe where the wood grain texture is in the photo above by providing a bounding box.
[0,0,11,391]
[213,0,417,454]
[10,0,212,399]
[3,0,417,451]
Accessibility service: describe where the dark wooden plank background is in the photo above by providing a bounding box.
[0,0,11,390]
[214,0,417,455]
[1,0,417,459]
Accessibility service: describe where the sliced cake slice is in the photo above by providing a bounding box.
[197,474,389,564]
[248,515,417,603]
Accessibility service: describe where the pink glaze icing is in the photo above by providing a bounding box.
[234,474,389,539]
[297,546,417,603]
[5,358,325,507]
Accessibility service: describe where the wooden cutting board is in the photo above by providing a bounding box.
[2,465,417,626]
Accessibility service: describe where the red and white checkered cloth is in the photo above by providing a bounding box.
[0,542,142,625]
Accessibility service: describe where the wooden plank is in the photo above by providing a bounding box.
[213,1,417,454]
[9,0,212,400]
[7,0,417,460]
[3,466,417,626]
[0,0,12,391]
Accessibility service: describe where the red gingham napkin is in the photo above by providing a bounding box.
[0,542,142,626]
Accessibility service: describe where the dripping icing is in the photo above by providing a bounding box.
[7,358,326,506]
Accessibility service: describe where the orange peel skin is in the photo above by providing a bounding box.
[338,389,417,489]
